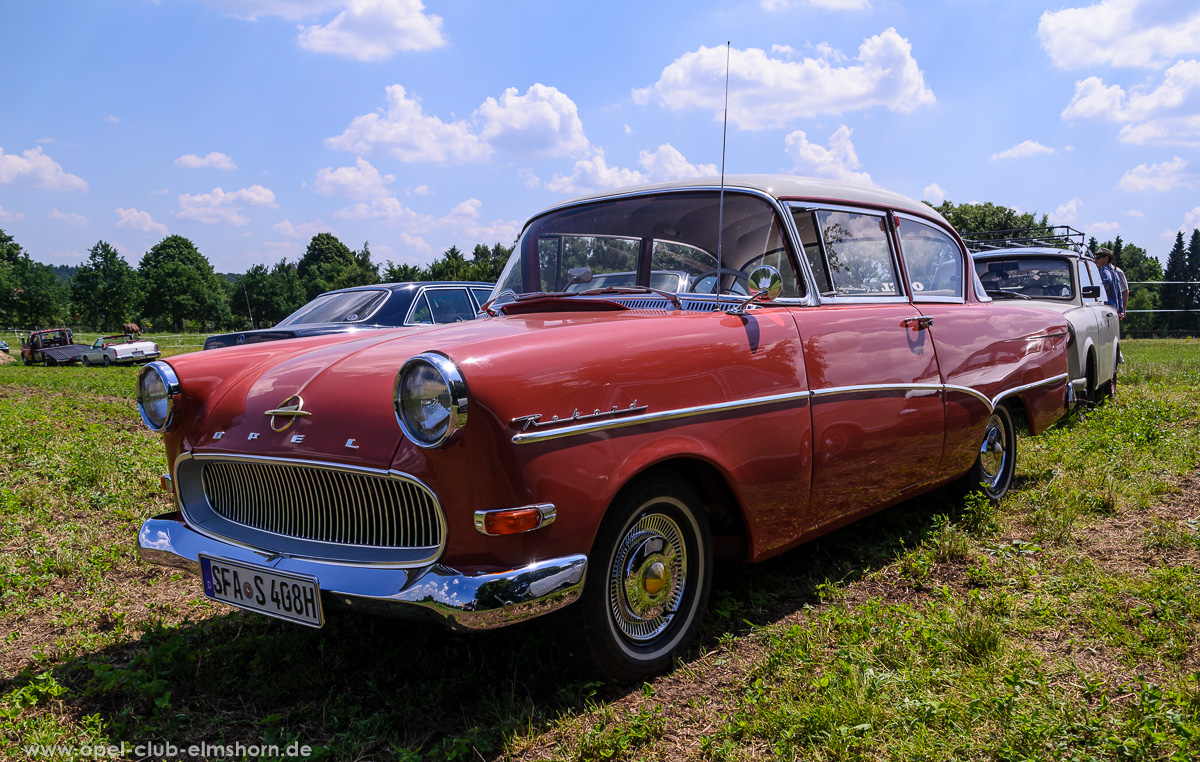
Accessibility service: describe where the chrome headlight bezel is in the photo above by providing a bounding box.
[394,352,468,449]
[137,361,181,432]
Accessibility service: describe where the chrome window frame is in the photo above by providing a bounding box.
[788,202,909,305]
[892,211,967,304]
[403,285,483,325]
[277,287,392,327]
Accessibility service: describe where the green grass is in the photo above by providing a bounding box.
[2,339,1199,760]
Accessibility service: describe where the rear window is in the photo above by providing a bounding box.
[974,257,1073,300]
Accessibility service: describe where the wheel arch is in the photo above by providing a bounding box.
[610,455,749,560]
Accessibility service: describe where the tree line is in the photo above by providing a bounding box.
[4,201,1200,336]
[0,228,511,333]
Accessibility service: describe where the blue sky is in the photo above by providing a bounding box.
[2,0,1198,274]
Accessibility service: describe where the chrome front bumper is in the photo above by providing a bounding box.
[138,512,587,631]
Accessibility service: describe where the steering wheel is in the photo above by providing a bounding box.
[689,267,750,295]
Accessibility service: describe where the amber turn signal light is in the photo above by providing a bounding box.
[474,504,556,536]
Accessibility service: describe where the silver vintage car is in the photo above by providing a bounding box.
[969,228,1119,401]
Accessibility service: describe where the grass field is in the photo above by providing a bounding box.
[1,339,1198,761]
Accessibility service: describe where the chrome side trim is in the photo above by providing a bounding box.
[138,514,586,631]
[992,372,1069,408]
[511,374,1069,445]
[810,383,943,398]
[511,390,812,444]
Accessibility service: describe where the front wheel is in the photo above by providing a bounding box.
[956,405,1016,501]
[82,356,92,367]
[573,474,712,682]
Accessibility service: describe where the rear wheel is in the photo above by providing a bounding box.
[573,474,712,683]
[955,405,1016,501]
[102,355,112,367]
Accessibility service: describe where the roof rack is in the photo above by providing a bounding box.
[962,225,1086,254]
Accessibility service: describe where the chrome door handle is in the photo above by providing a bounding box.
[903,316,934,330]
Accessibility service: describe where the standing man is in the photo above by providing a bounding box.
[1094,248,1123,315]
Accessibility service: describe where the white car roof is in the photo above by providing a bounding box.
[556,174,945,224]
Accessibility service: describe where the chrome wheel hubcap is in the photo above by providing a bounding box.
[608,510,687,642]
[979,413,1007,489]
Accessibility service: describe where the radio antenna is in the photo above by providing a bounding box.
[715,41,731,309]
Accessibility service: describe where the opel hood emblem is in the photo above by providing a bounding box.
[266,394,311,432]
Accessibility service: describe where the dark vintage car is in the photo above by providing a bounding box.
[968,228,1119,401]
[202,281,495,350]
[137,175,1070,681]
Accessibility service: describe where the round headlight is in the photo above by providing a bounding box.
[394,353,468,448]
[137,361,181,432]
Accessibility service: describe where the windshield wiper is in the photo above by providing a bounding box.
[575,285,683,310]
[984,288,1031,300]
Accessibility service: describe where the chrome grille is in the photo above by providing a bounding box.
[200,461,443,549]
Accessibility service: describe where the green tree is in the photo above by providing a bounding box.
[469,242,512,282]
[1187,229,1200,333]
[0,230,70,327]
[138,235,231,332]
[383,261,427,282]
[929,201,1050,236]
[296,233,379,299]
[70,241,140,331]
[238,259,306,328]
[1161,231,1188,333]
[427,245,472,281]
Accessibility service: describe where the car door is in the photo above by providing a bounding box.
[787,206,945,525]
[1082,259,1119,383]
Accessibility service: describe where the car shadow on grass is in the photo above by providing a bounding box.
[4,485,977,760]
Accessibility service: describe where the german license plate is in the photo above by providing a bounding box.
[200,556,324,627]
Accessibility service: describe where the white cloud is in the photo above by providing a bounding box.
[1118,156,1192,191]
[175,152,238,170]
[784,125,872,185]
[104,114,120,124]
[314,157,395,199]
[1184,206,1200,230]
[1061,60,1200,146]
[297,0,445,61]
[476,84,590,159]
[326,84,490,163]
[331,193,519,247]
[194,1,345,21]
[0,204,25,222]
[632,30,935,130]
[48,209,88,227]
[989,140,1056,161]
[1050,197,1083,224]
[36,137,54,144]
[176,185,278,225]
[1089,221,1122,235]
[1119,115,1200,147]
[115,208,169,236]
[923,182,945,205]
[1039,1,1200,70]
[1125,209,1146,217]
[273,219,334,238]
[545,144,717,195]
[409,184,432,195]
[762,0,871,10]
[150,188,171,196]
[0,147,88,191]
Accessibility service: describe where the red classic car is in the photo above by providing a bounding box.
[137,175,1070,681]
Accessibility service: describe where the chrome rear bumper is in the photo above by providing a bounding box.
[138,512,587,631]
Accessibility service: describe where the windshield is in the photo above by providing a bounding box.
[974,257,1074,300]
[492,191,803,302]
[276,289,389,326]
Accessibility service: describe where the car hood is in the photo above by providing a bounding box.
[202,323,401,350]
[169,308,805,472]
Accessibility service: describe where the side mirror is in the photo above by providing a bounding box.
[729,265,783,315]
[564,266,593,290]
[1082,285,1100,299]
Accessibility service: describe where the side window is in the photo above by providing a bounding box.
[426,289,477,323]
[815,210,900,297]
[790,209,833,295]
[408,293,433,324]
[1084,261,1108,304]
[896,218,963,299]
[471,288,492,307]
